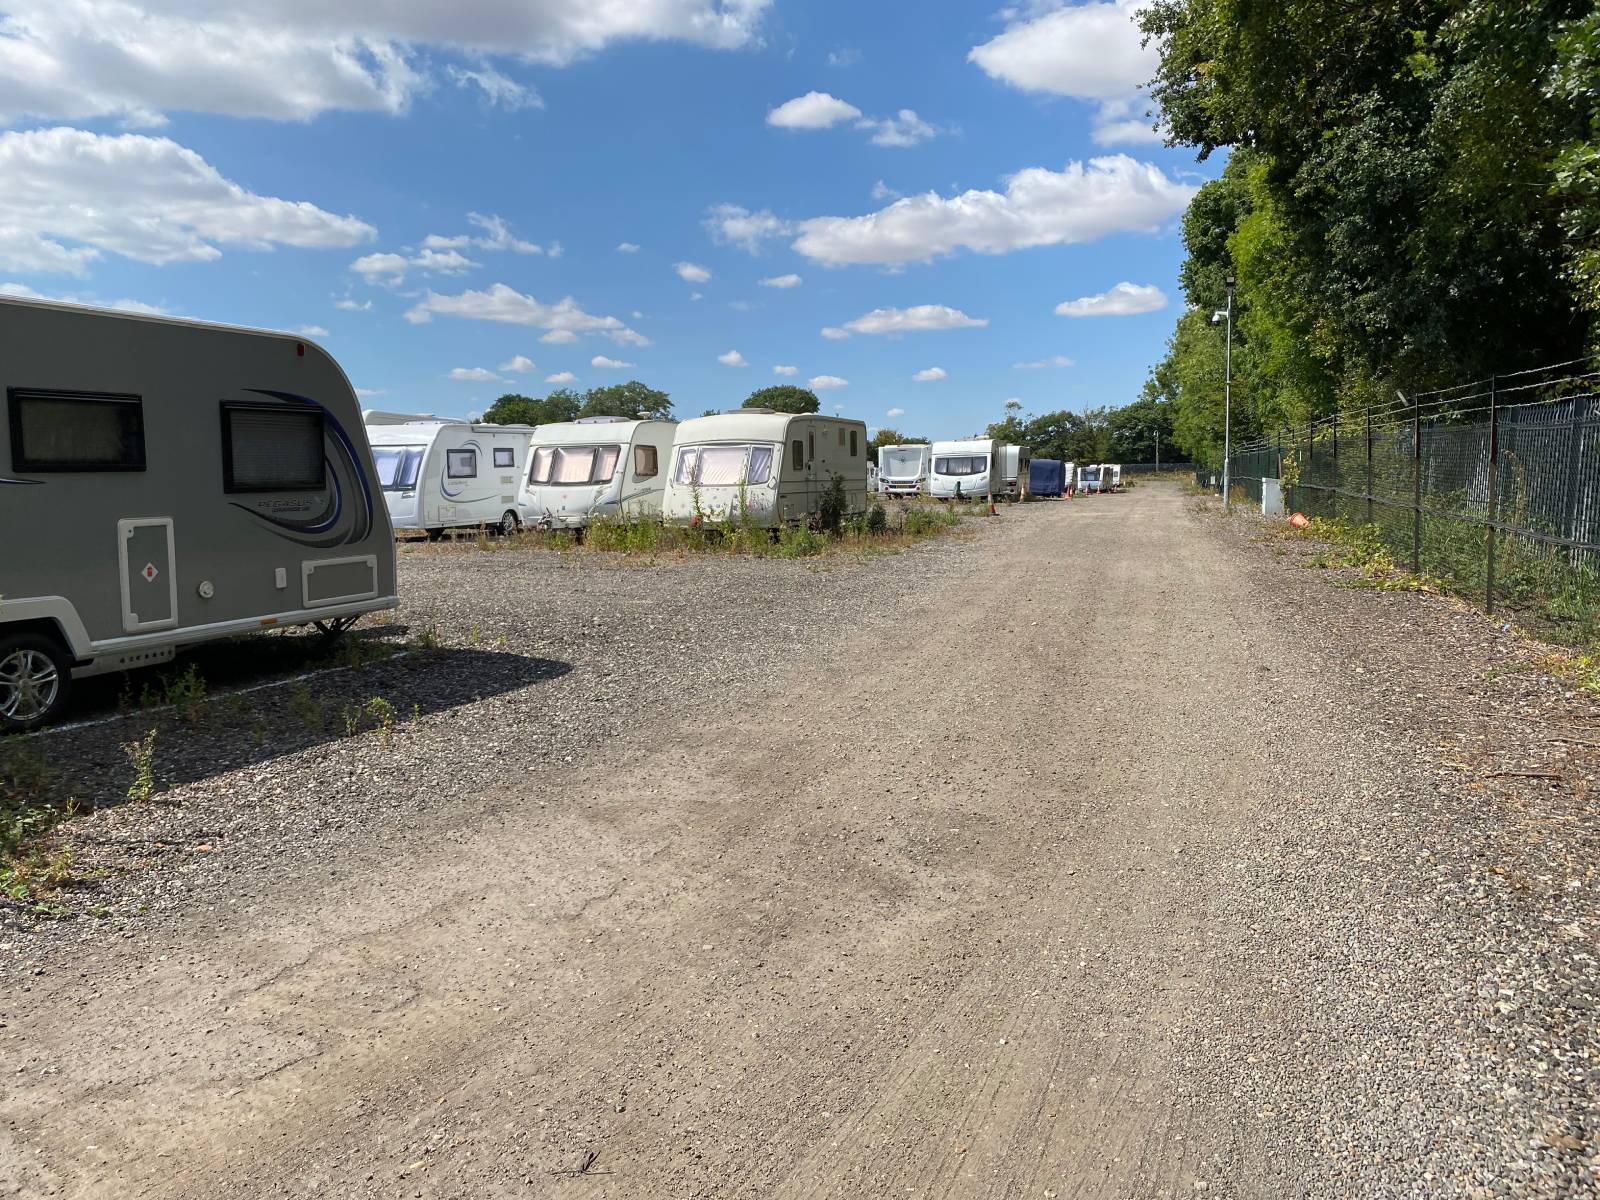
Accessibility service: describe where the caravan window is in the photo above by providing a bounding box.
[850,429,859,457]
[633,444,659,478]
[551,447,595,484]
[528,446,554,484]
[493,447,515,468]
[595,445,621,483]
[934,455,985,476]
[674,443,773,486]
[372,446,425,491]
[221,404,324,492]
[696,446,747,486]
[446,448,477,479]
[9,389,145,472]
[528,444,623,486]
[791,439,803,471]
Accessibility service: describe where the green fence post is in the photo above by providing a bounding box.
[1409,393,1421,575]
[1486,375,1499,615]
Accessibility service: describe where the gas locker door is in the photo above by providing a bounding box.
[118,517,178,632]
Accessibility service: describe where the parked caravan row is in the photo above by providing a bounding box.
[0,296,399,731]
[365,415,534,537]
[1076,463,1124,494]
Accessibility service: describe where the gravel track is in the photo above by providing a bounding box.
[1,486,1595,1199]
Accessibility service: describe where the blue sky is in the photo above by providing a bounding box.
[0,0,1216,439]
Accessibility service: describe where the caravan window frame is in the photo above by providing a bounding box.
[445,448,477,479]
[219,402,326,494]
[493,447,516,468]
[8,388,146,473]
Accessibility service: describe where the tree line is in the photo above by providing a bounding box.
[482,382,830,426]
[1138,0,1599,466]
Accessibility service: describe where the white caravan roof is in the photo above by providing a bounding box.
[932,437,998,455]
[673,411,863,443]
[365,420,533,447]
[531,417,674,446]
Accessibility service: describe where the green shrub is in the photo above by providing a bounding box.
[866,502,888,535]
[817,473,847,535]
[775,525,824,557]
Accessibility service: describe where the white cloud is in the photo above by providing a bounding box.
[858,109,938,148]
[871,179,900,201]
[0,279,167,314]
[0,126,373,276]
[690,291,704,301]
[791,154,1195,266]
[545,370,577,384]
[449,366,500,381]
[540,329,579,344]
[912,366,947,382]
[447,64,541,111]
[591,354,634,368]
[886,406,905,418]
[422,213,549,256]
[767,90,861,130]
[820,326,850,340]
[352,246,478,282]
[0,1,772,125]
[809,374,848,390]
[675,260,712,283]
[499,353,536,373]
[1014,355,1076,369]
[825,47,859,67]
[703,204,790,253]
[968,1,1163,147]
[297,324,330,338]
[718,349,747,366]
[616,241,640,253]
[405,282,649,345]
[773,364,798,376]
[354,387,386,398]
[759,273,802,289]
[1054,281,1168,317]
[334,296,372,311]
[840,304,987,336]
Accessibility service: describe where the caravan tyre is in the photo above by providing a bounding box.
[425,528,446,542]
[499,510,520,537]
[0,631,71,733]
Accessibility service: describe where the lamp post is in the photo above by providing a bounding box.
[1212,275,1236,509]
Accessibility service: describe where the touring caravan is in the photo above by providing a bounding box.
[1105,463,1124,492]
[519,417,678,529]
[928,438,1001,501]
[661,410,869,527]
[1077,463,1105,494]
[878,443,931,497]
[0,296,398,731]
[1000,444,1032,500]
[364,417,533,537]
[1028,458,1066,498]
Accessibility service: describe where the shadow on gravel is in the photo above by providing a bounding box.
[11,637,572,815]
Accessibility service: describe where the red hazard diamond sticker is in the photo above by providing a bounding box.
[141,562,159,582]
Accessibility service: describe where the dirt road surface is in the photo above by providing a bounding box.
[3,487,1589,1198]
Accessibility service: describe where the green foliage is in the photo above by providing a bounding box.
[743,385,820,414]
[482,390,581,426]
[774,526,824,557]
[868,428,929,457]
[866,502,888,535]
[122,728,158,803]
[1,741,68,904]
[585,513,664,553]
[484,381,671,425]
[817,472,847,534]
[580,380,672,420]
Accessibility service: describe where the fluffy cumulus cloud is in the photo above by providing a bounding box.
[449,366,499,381]
[616,241,640,253]
[820,326,850,340]
[792,155,1193,267]
[809,374,848,390]
[1054,281,1168,317]
[591,354,633,368]
[912,366,947,382]
[968,0,1162,146]
[717,349,747,366]
[837,304,987,336]
[405,282,649,345]
[0,0,773,125]
[859,109,938,148]
[352,247,477,282]
[886,406,905,418]
[447,64,541,111]
[0,126,373,275]
[703,204,790,253]
[334,296,372,311]
[767,90,861,129]
[545,370,577,383]
[675,260,712,283]
[422,213,551,256]
[297,324,329,337]
[759,273,802,288]
[1015,354,1076,368]
[0,279,167,314]
[500,353,536,372]
[772,364,798,376]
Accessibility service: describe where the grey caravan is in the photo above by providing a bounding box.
[364,416,533,538]
[661,411,868,526]
[0,296,398,730]
[519,417,678,530]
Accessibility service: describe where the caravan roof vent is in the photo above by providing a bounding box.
[574,415,631,424]
[734,406,777,415]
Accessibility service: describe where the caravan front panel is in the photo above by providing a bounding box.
[928,438,999,501]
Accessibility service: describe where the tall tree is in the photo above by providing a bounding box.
[579,381,672,419]
[481,389,581,426]
[743,385,820,414]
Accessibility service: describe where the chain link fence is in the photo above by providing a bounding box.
[1225,356,1600,644]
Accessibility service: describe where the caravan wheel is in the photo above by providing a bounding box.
[499,510,520,537]
[0,631,71,732]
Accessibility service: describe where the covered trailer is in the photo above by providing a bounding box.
[1028,458,1066,498]
[0,295,398,730]
[928,437,1000,501]
[662,410,868,527]
[365,417,533,537]
[877,443,930,497]
[519,416,678,529]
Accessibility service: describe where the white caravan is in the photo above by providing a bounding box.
[364,417,533,538]
[1063,461,1077,493]
[1000,444,1032,500]
[928,437,1001,501]
[519,416,678,529]
[1105,463,1124,491]
[878,443,931,497]
[662,410,869,527]
[867,463,880,494]
[0,296,398,731]
[1077,463,1106,494]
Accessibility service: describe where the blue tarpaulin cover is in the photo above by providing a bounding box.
[1029,458,1065,496]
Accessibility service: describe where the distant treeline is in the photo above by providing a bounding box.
[1136,0,1599,466]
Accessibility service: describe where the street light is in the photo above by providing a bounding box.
[1209,274,1236,509]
